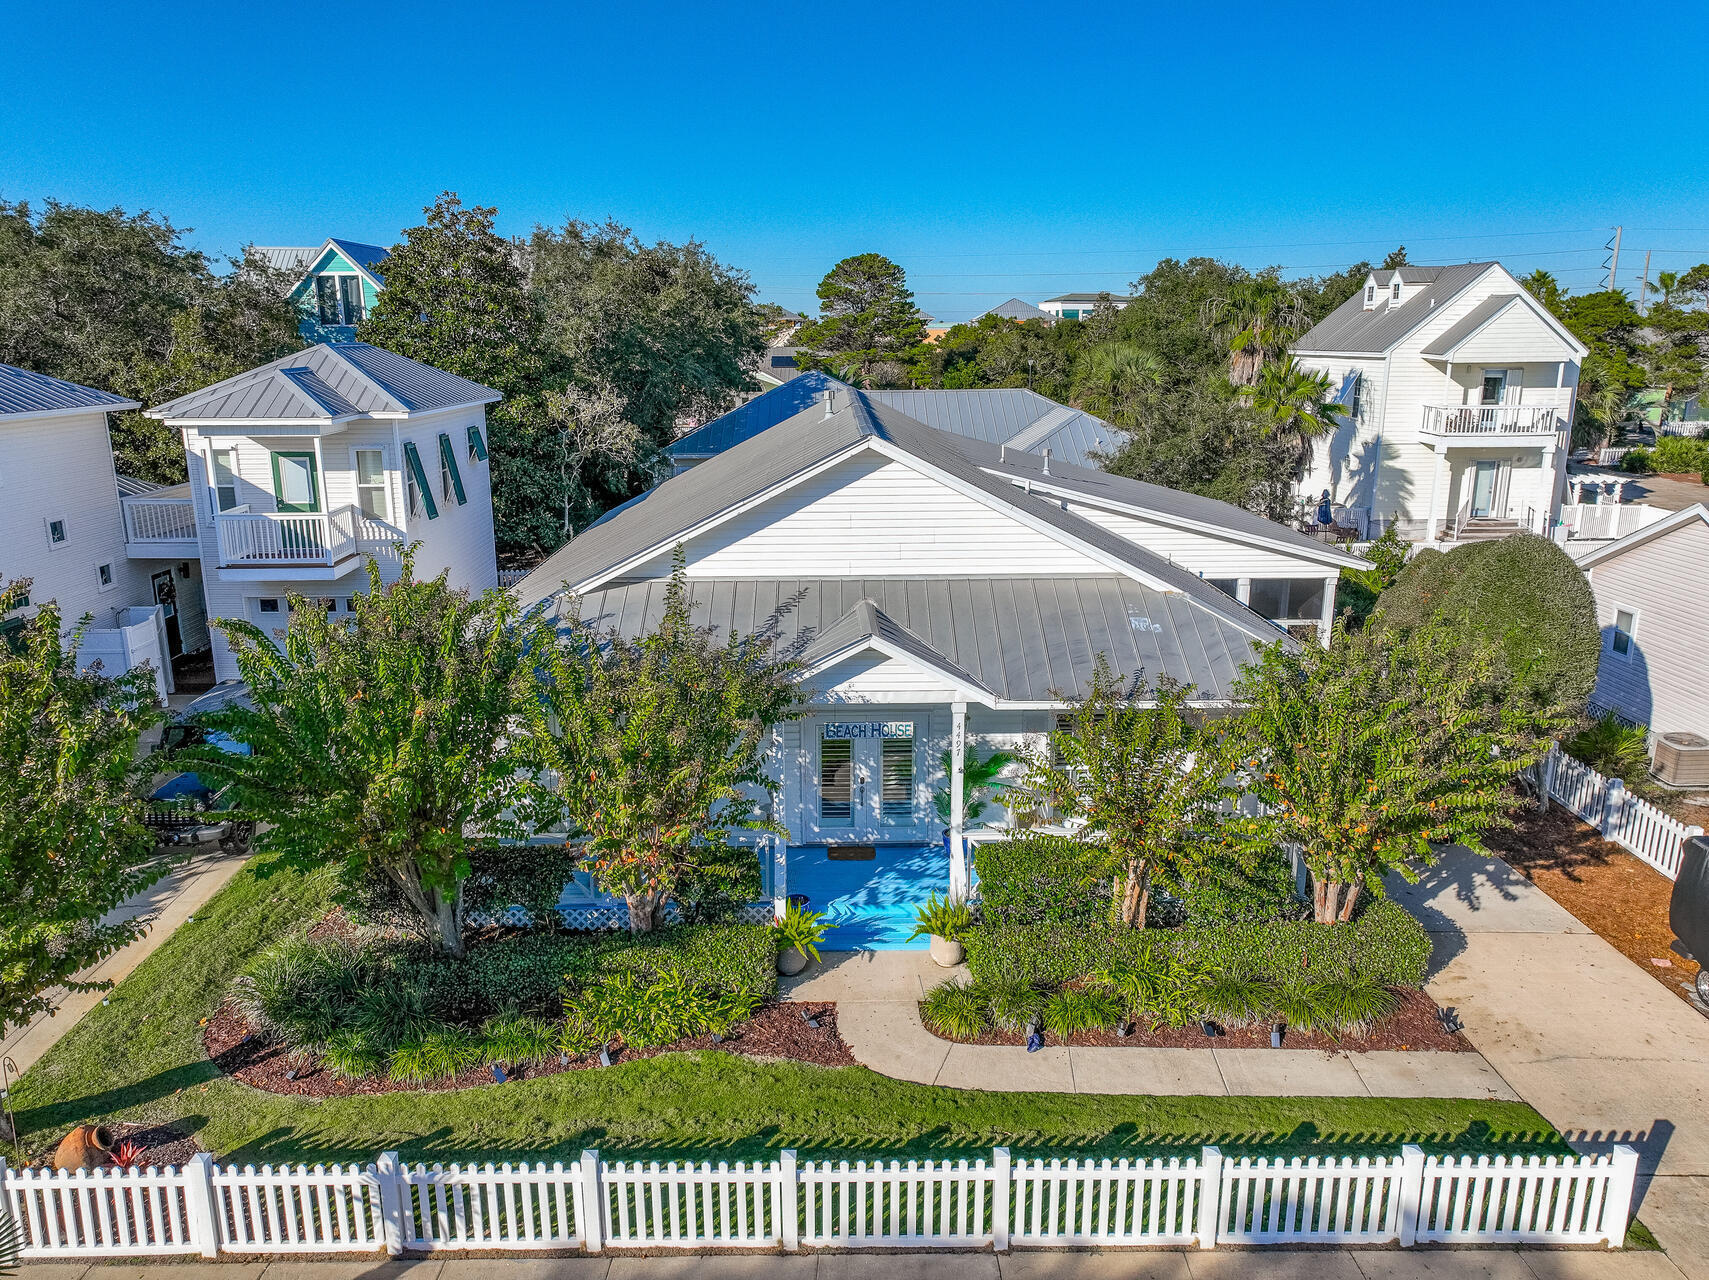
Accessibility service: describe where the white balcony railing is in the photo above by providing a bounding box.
[1421,403,1563,437]
[215,504,360,567]
[121,495,198,544]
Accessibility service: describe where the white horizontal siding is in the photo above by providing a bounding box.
[1588,519,1709,735]
[639,453,1106,578]
[1447,301,1578,364]
[812,650,968,703]
[1062,503,1331,578]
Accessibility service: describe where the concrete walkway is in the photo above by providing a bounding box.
[11,1252,1699,1279]
[1,843,252,1077]
[1386,848,1709,1280]
[783,952,1518,1100]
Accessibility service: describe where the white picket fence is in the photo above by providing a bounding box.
[1541,743,1703,880]
[0,1143,1639,1258]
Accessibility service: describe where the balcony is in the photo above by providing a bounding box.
[121,489,199,559]
[215,504,363,579]
[1420,403,1566,443]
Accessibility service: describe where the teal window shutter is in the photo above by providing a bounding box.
[466,424,488,461]
[403,441,438,519]
[438,433,467,505]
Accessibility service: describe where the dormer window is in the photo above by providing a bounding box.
[314,275,366,327]
[1391,281,1402,302]
[1365,284,1375,306]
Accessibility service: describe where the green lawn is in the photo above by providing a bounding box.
[13,858,1567,1167]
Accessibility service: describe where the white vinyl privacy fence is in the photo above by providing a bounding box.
[1,1143,1638,1259]
[1541,743,1703,880]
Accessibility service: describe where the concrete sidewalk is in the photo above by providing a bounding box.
[1,844,252,1077]
[783,952,1518,1101]
[12,1250,1697,1279]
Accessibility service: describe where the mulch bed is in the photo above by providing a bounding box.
[923,989,1473,1052]
[1486,806,1703,1006]
[108,1121,205,1168]
[203,999,855,1099]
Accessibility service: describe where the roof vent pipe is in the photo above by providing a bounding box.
[822,389,835,419]
[999,443,1007,463]
[1042,448,1052,476]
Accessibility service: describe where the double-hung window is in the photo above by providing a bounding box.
[338,275,365,324]
[314,275,365,326]
[212,448,240,511]
[354,448,388,520]
[1611,608,1637,658]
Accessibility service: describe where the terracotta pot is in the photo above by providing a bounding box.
[929,935,965,968]
[53,1124,114,1172]
[778,948,809,976]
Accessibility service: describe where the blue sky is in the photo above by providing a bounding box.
[7,0,1708,323]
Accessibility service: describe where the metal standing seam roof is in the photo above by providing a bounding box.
[253,246,320,273]
[559,576,1267,704]
[0,363,138,418]
[146,343,500,422]
[1418,294,1530,357]
[515,389,1294,648]
[1292,262,1496,355]
[975,298,1054,323]
[1044,293,1134,304]
[323,238,389,284]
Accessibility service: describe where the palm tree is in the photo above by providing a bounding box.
[825,359,873,389]
[1653,270,1680,306]
[1521,270,1564,312]
[1072,342,1162,422]
[1246,355,1346,481]
[1203,278,1312,385]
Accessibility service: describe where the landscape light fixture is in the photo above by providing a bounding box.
[1115,1022,1131,1038]
[1200,1019,1221,1039]
[1026,1022,1043,1053]
[559,1053,569,1066]
[1438,1007,1464,1035]
[598,1046,612,1068]
[492,1065,508,1083]
[801,1009,820,1030]
[1271,1025,1284,1048]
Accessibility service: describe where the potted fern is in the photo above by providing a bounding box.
[908,892,975,967]
[774,902,827,975]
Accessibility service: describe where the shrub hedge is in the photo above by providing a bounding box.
[964,900,1429,991]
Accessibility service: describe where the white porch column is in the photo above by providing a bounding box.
[769,725,788,921]
[949,701,969,902]
[1235,577,1252,607]
[1538,443,1558,533]
[1317,574,1337,646]
[1426,448,1449,541]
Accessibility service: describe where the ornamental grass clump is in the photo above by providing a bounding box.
[983,982,1045,1033]
[1041,988,1123,1037]
[388,1027,484,1085]
[921,981,988,1040]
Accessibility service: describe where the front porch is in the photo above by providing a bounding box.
[1415,443,1561,543]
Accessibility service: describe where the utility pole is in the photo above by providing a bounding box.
[1638,250,1652,313]
[1606,226,1623,292]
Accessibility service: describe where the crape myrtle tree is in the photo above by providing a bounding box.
[187,551,539,958]
[1231,622,1565,924]
[0,581,167,1039]
[529,559,803,932]
[1011,660,1237,929]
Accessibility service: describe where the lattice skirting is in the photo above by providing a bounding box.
[468,901,775,930]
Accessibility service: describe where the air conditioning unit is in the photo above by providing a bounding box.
[1652,732,1709,789]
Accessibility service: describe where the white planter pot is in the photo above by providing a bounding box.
[929,935,965,968]
[778,948,809,976]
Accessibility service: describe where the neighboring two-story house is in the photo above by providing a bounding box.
[256,238,390,343]
[1292,262,1589,542]
[1039,292,1133,321]
[134,343,501,681]
[1,364,206,700]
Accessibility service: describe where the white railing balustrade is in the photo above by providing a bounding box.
[0,1143,1640,1258]
[1540,742,1703,880]
[215,504,360,567]
[1421,404,1563,436]
[121,496,198,543]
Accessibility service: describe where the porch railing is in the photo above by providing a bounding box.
[1421,404,1563,436]
[121,495,198,544]
[215,504,360,567]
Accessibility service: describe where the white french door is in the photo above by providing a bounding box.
[812,720,919,841]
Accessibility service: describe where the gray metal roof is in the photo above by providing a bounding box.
[0,363,137,419]
[146,343,500,422]
[670,378,1119,471]
[1418,294,1524,357]
[1293,262,1495,355]
[516,389,1291,648]
[324,238,389,283]
[976,298,1054,323]
[1044,293,1134,304]
[560,576,1268,704]
[799,597,994,696]
[253,246,319,273]
[756,346,803,384]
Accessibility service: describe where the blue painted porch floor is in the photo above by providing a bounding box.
[786,845,947,950]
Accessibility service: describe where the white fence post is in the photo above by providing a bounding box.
[1197,1146,1222,1249]
[375,1152,406,1256]
[991,1147,1012,1252]
[1396,1144,1426,1247]
[1602,778,1626,841]
[1604,1145,1640,1249]
[184,1152,221,1259]
[778,1150,800,1252]
[578,1150,603,1253]
[1539,743,1558,811]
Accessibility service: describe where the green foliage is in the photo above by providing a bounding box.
[1564,714,1652,783]
[1094,939,1212,1029]
[1246,355,1345,481]
[1195,973,1275,1027]
[921,981,988,1039]
[564,968,758,1051]
[188,550,542,957]
[933,743,1016,826]
[1337,526,1410,628]
[967,903,1430,993]
[1233,621,1566,922]
[907,892,975,943]
[388,1027,484,1085]
[794,254,926,381]
[1374,536,1602,713]
[1010,659,1243,928]
[1650,435,1709,474]
[672,842,767,925]
[529,558,802,931]
[1042,988,1123,1037]
[1620,448,1654,473]
[1,583,167,1036]
[478,1012,560,1068]
[775,903,827,962]
[231,938,369,1049]
[973,832,1111,927]
[321,1028,389,1081]
[1287,979,1398,1036]
[2,1190,24,1275]
[982,982,1046,1033]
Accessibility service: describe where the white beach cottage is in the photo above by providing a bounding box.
[514,386,1361,947]
[140,343,501,682]
[1292,262,1588,543]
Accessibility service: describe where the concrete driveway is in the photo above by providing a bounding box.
[1387,848,1709,1278]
